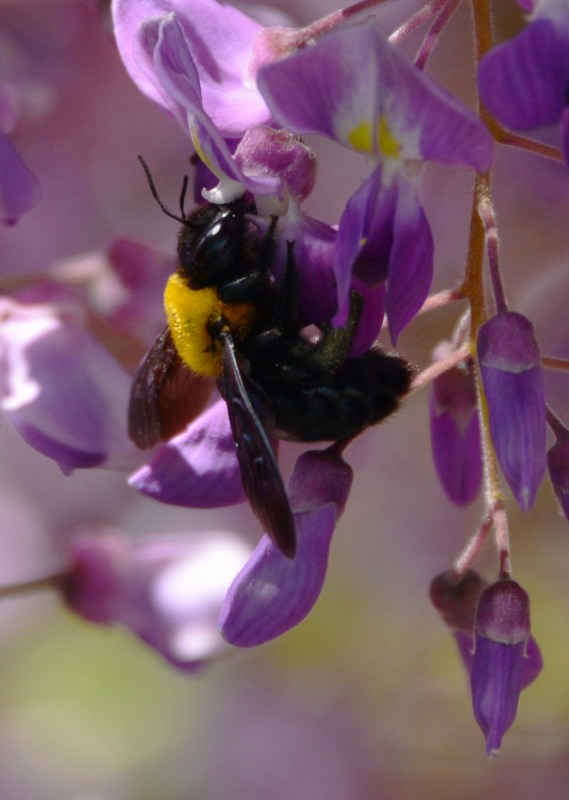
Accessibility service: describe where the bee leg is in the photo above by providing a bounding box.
[217,271,266,305]
[312,291,364,371]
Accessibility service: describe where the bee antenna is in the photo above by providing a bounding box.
[137,155,188,224]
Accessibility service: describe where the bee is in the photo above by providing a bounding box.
[129,157,412,558]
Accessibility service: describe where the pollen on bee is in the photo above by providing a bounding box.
[164,272,257,377]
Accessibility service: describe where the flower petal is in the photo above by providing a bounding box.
[429,354,482,505]
[384,174,433,342]
[0,298,137,473]
[218,503,336,646]
[0,132,41,225]
[471,580,536,756]
[478,312,546,510]
[113,0,270,136]
[129,399,246,507]
[63,529,251,671]
[258,18,492,170]
[479,17,569,130]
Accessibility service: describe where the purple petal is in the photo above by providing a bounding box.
[135,15,278,201]
[547,433,569,520]
[0,298,137,473]
[471,636,525,755]
[479,18,569,131]
[219,504,336,646]
[470,580,536,755]
[234,126,316,204]
[429,359,482,505]
[258,18,492,170]
[478,312,546,510]
[287,447,353,514]
[384,175,433,342]
[285,214,338,327]
[333,169,432,341]
[129,399,246,507]
[454,630,475,673]
[113,0,270,137]
[521,635,543,689]
[334,167,393,325]
[0,132,41,225]
[63,530,251,671]
[430,568,488,634]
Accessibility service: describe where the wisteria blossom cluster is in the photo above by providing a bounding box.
[1,0,568,760]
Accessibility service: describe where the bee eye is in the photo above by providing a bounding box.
[195,214,242,270]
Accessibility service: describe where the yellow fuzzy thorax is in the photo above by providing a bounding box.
[164,272,258,377]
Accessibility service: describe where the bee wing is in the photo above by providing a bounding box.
[128,325,214,449]
[219,329,296,558]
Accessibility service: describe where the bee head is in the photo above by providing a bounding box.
[177,204,246,289]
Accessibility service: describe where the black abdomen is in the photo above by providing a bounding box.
[258,349,412,442]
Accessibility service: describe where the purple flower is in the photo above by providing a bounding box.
[430,571,543,754]
[477,311,546,510]
[0,87,41,225]
[0,132,41,225]
[130,399,246,509]
[219,447,353,646]
[52,238,176,343]
[471,580,541,756]
[0,294,139,473]
[62,529,251,671]
[429,344,482,505]
[478,0,569,161]
[257,18,493,339]
[112,0,272,139]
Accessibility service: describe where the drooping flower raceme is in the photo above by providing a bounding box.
[257,18,493,339]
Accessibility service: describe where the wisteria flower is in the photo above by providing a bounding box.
[0,293,138,473]
[62,528,252,671]
[477,311,546,510]
[112,0,275,139]
[257,18,493,339]
[0,87,41,225]
[219,447,353,646]
[430,571,543,755]
[470,579,541,756]
[429,343,482,505]
[478,0,569,161]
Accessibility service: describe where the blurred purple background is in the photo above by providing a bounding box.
[1,1,569,798]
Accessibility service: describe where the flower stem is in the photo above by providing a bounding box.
[478,190,507,314]
[0,572,65,600]
[390,0,450,46]
[542,355,569,371]
[411,342,471,391]
[414,0,462,70]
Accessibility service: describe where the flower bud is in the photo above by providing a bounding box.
[234,126,316,203]
[477,312,546,510]
[470,580,541,755]
[429,346,482,505]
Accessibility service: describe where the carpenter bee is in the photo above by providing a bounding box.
[129,157,412,558]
